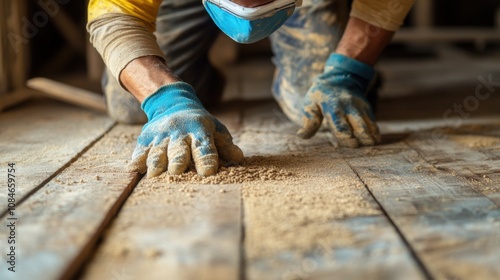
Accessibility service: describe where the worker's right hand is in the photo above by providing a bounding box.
[297,53,380,147]
[129,82,244,178]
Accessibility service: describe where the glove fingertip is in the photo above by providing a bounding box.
[373,131,382,144]
[222,144,244,165]
[298,104,323,139]
[214,131,244,165]
[128,155,147,174]
[194,154,219,177]
[127,161,145,174]
[167,162,189,175]
[146,167,163,178]
[297,127,313,139]
[198,164,218,177]
[297,117,321,139]
[338,136,360,148]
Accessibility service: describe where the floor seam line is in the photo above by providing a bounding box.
[345,159,434,280]
[0,121,118,219]
[63,171,144,280]
[239,185,246,280]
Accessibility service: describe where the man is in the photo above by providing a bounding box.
[87,0,414,178]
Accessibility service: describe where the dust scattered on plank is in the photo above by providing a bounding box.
[147,156,298,184]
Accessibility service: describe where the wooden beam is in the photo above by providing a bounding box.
[0,100,114,216]
[0,88,38,112]
[0,125,140,280]
[27,77,107,113]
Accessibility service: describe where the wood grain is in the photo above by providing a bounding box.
[0,125,141,280]
[0,100,114,215]
[240,102,424,280]
[348,146,500,280]
[80,183,242,280]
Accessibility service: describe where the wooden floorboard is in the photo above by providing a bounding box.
[0,100,114,215]
[240,103,425,280]
[0,124,140,280]
[348,139,500,280]
[80,183,242,280]
[3,95,500,279]
[79,107,244,280]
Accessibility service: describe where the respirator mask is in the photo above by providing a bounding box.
[203,0,302,44]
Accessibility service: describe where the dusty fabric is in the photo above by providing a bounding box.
[351,0,415,31]
[87,13,165,84]
[270,0,348,126]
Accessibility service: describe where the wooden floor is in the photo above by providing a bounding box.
[1,60,500,280]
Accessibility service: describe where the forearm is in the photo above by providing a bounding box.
[335,17,394,66]
[120,56,180,102]
[336,0,415,66]
[87,13,165,84]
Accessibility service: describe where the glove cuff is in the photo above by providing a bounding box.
[141,82,202,120]
[325,53,375,84]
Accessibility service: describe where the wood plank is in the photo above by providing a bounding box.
[239,101,408,158]
[405,127,500,206]
[0,100,114,215]
[348,147,500,280]
[243,157,425,280]
[0,88,36,112]
[0,124,140,280]
[239,102,425,279]
[27,78,107,113]
[405,130,500,172]
[239,101,340,157]
[80,183,242,280]
[79,106,244,280]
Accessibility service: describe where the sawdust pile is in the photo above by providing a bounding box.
[148,156,297,184]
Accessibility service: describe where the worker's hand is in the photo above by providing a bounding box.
[297,53,380,147]
[129,82,243,178]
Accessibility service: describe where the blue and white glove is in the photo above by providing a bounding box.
[297,53,380,147]
[129,82,244,177]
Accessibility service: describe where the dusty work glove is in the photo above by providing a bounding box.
[129,82,244,178]
[297,53,380,147]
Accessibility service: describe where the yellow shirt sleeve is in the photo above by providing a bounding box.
[351,0,415,31]
[88,0,162,31]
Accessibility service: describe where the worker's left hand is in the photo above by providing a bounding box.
[297,53,380,147]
